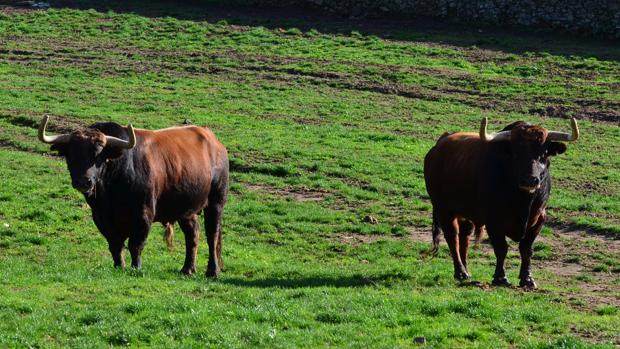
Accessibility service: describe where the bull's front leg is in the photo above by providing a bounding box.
[108,238,126,268]
[519,217,544,289]
[128,216,152,269]
[487,225,510,286]
[93,214,126,268]
[458,220,475,272]
[518,238,536,289]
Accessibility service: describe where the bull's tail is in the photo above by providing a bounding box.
[423,212,442,258]
[473,224,485,245]
[164,222,174,250]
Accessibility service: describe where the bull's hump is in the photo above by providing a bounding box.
[429,131,487,177]
[433,132,484,151]
[152,125,201,132]
[445,131,480,142]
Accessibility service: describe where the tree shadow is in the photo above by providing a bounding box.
[46,0,620,61]
[220,271,410,288]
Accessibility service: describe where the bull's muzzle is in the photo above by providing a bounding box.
[72,177,95,193]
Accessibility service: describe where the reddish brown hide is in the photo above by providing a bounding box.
[424,118,578,288]
[39,116,229,277]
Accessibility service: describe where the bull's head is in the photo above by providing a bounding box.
[480,117,579,193]
[38,115,136,195]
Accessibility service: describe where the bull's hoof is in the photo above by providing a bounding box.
[519,277,538,289]
[180,266,196,275]
[492,277,511,287]
[454,270,470,281]
[130,260,142,270]
[206,268,221,278]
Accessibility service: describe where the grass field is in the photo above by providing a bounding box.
[0,2,619,348]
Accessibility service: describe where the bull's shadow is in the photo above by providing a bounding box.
[45,0,620,61]
[219,271,410,288]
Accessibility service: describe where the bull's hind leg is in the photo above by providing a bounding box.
[204,198,225,278]
[178,215,200,275]
[439,216,469,281]
[458,220,475,272]
[204,168,228,278]
[216,227,224,270]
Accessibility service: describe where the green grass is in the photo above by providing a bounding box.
[0,4,619,348]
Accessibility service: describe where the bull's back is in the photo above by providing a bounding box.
[137,126,228,221]
[424,132,486,220]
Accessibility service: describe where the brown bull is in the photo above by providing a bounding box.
[424,118,579,288]
[38,115,229,277]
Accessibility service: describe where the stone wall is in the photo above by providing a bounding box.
[258,0,620,38]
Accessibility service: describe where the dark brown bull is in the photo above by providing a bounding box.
[38,115,229,277]
[424,118,579,288]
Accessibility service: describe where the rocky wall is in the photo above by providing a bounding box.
[257,0,620,38]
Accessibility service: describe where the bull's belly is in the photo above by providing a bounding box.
[490,218,522,242]
[432,192,484,226]
[484,207,544,242]
[445,202,525,241]
[153,187,210,223]
[90,206,133,238]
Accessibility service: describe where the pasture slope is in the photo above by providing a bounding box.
[0,2,619,348]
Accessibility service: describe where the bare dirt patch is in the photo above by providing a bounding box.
[332,227,431,247]
[245,183,331,203]
[0,4,33,15]
[334,224,619,311]
[0,111,89,133]
[554,177,616,197]
[334,232,397,246]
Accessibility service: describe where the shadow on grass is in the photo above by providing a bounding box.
[221,271,410,288]
[44,0,620,61]
[547,219,620,240]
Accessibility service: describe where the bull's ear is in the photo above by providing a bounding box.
[547,142,567,156]
[50,143,68,157]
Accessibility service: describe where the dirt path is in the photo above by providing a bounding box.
[1,32,618,124]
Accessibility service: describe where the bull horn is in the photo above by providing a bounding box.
[38,115,71,144]
[479,117,511,142]
[105,124,136,149]
[547,118,579,142]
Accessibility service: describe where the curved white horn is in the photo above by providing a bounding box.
[480,117,511,142]
[547,118,579,142]
[105,124,136,149]
[38,115,71,144]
